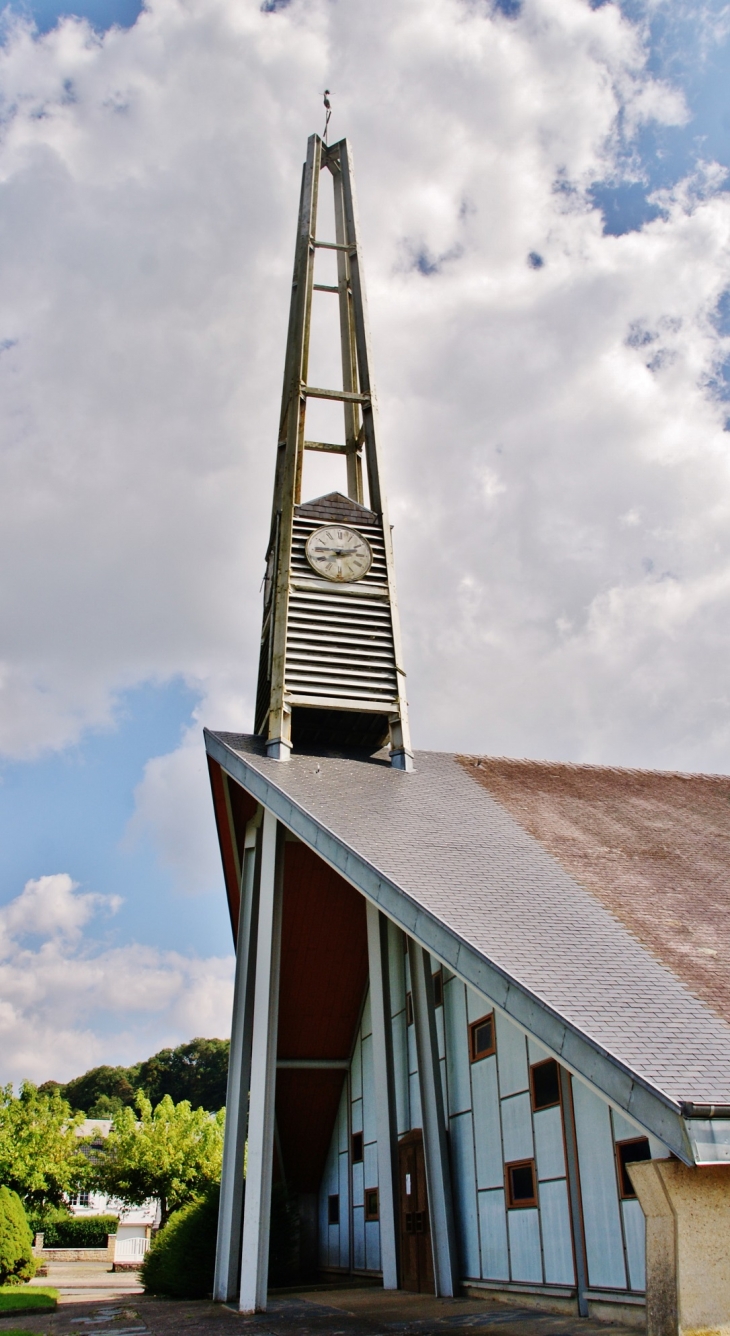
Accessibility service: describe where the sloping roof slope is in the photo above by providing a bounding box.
[207,733,730,1113]
[459,757,730,1028]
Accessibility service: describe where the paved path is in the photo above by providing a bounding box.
[0,1269,641,1336]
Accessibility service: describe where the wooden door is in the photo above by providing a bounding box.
[398,1129,434,1294]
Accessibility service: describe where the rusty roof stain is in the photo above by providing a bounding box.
[460,755,730,1027]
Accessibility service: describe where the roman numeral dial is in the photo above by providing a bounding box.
[305,525,373,583]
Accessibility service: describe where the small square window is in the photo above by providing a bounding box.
[505,1159,537,1209]
[328,1194,339,1225]
[469,1013,495,1062]
[530,1059,561,1111]
[406,992,414,1027]
[432,970,443,1008]
[365,1188,379,1221]
[616,1138,651,1199]
[351,1131,363,1163]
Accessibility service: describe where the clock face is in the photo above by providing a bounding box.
[305,525,373,583]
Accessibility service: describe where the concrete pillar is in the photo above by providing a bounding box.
[213,814,261,1303]
[408,939,458,1296]
[239,809,284,1314]
[366,903,399,1288]
[629,1158,730,1336]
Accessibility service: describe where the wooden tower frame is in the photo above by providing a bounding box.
[255,134,413,769]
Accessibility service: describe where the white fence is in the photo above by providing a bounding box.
[114,1235,150,1263]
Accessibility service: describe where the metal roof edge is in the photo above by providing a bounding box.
[204,729,693,1164]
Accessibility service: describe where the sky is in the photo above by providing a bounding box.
[0,0,729,1087]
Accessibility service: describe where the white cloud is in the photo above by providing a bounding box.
[0,0,728,920]
[0,874,233,1085]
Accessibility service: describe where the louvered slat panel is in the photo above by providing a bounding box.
[285,512,398,708]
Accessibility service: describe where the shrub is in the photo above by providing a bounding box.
[36,1216,118,1248]
[0,1187,37,1286]
[140,1180,299,1298]
[141,1185,219,1298]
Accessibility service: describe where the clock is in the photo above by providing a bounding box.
[305,525,373,583]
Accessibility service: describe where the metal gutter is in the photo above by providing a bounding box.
[204,729,695,1164]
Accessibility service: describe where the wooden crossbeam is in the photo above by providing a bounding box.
[303,384,369,404]
[303,440,349,454]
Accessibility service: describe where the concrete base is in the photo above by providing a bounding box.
[629,1159,730,1336]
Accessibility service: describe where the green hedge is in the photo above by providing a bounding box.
[33,1216,118,1248]
[141,1187,219,1298]
[141,1181,298,1299]
[0,1189,36,1286]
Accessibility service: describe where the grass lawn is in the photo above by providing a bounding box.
[0,1284,58,1313]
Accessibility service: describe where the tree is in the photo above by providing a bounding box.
[40,1038,231,1116]
[60,1065,139,1116]
[0,1083,88,1212]
[137,1039,229,1112]
[95,1093,225,1226]
[0,1187,36,1286]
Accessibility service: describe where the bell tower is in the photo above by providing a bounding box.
[255,134,413,770]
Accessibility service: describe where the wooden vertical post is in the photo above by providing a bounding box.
[366,903,399,1288]
[408,939,458,1296]
[239,809,284,1313]
[559,1068,589,1317]
[214,815,261,1301]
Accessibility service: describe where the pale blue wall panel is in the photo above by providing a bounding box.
[471,1055,503,1189]
[467,986,489,1024]
[495,1013,529,1096]
[351,1033,363,1101]
[534,1106,565,1181]
[409,1071,422,1130]
[436,1004,446,1061]
[539,1178,574,1284]
[392,1011,410,1136]
[328,1223,340,1268]
[353,1205,365,1270]
[364,1139,378,1189]
[352,1158,364,1208]
[351,1096,363,1135]
[338,1082,349,1153]
[445,979,472,1115]
[362,1034,376,1144]
[407,1019,418,1075]
[478,1188,510,1280]
[501,1092,533,1164]
[508,1208,542,1283]
[365,1219,381,1272]
[440,1055,448,1124]
[361,988,372,1038]
[449,1110,481,1279]
[527,1036,550,1066]
[339,1150,350,1268]
[320,1132,338,1265]
[612,1110,641,1143]
[622,1199,646,1291]
[389,922,406,1017]
[572,1080,627,1290]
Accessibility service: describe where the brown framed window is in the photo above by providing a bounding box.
[432,969,444,1008]
[530,1058,561,1111]
[616,1138,651,1199]
[406,992,414,1027]
[351,1131,363,1163]
[469,1013,495,1062]
[505,1159,537,1209]
[328,1194,339,1225]
[365,1188,379,1221]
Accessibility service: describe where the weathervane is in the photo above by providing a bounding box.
[323,89,331,144]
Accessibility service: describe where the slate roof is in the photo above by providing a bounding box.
[460,756,730,1029]
[206,732,730,1137]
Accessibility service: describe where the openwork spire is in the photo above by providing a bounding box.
[255,134,412,769]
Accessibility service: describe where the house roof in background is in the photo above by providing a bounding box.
[205,731,730,1158]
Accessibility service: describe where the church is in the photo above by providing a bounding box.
[205,133,730,1336]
